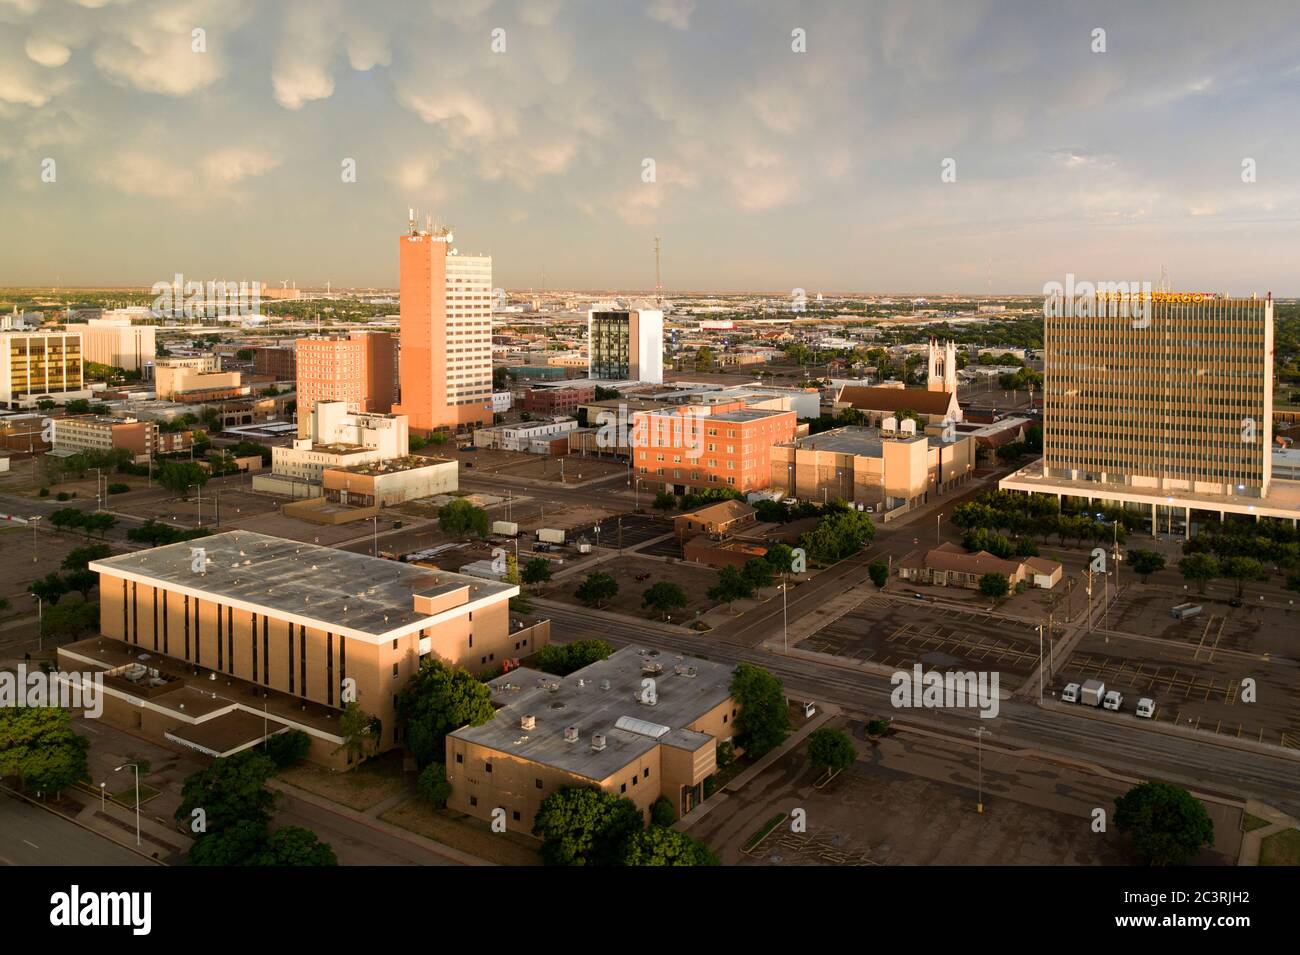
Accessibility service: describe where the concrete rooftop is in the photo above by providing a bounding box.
[452,646,735,780]
[89,530,514,639]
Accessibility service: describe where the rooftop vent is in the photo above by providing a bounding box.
[520,714,536,731]
[564,725,579,743]
[599,679,611,691]
[643,662,663,674]
[591,733,606,751]
[674,664,698,678]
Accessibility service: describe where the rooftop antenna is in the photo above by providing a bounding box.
[408,207,416,234]
[1159,265,1170,293]
[425,213,433,235]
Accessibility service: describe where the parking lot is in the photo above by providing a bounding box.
[801,595,1043,687]
[567,514,671,551]
[1103,585,1297,659]
[1053,626,1300,749]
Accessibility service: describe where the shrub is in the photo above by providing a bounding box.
[262,730,311,768]
[38,487,49,497]
[417,763,452,808]
[56,492,71,501]
[866,719,890,737]
[651,796,676,827]
[107,483,130,494]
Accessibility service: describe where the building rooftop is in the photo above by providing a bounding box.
[707,408,790,423]
[89,530,515,641]
[785,425,926,456]
[837,385,955,415]
[452,645,735,780]
[328,455,454,476]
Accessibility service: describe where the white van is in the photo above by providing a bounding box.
[1136,697,1156,719]
[1103,690,1124,712]
[1061,683,1080,704]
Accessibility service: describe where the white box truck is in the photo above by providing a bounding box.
[491,521,519,537]
[1080,679,1106,707]
[1171,602,1202,620]
[537,528,566,545]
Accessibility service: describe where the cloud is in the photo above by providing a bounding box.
[24,36,71,67]
[645,0,695,31]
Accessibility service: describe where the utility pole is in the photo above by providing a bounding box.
[971,726,991,814]
[654,237,662,304]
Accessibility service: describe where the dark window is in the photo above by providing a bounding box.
[512,811,520,822]
[217,601,224,670]
[456,753,463,764]
[392,662,399,677]
[152,589,159,651]
[620,783,626,793]
[162,591,169,654]
[484,763,492,774]
[262,616,269,685]
[130,582,138,643]
[632,776,638,786]
[287,621,295,693]
[722,714,728,724]
[183,595,190,659]
[469,796,478,807]
[643,768,649,778]
[535,778,543,789]
[326,633,334,705]
[299,625,307,697]
[252,614,259,683]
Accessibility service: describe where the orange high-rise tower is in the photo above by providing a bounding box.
[394,216,493,434]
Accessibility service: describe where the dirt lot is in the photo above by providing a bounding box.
[802,594,1044,688]
[691,719,1241,866]
[547,553,721,624]
[453,447,625,485]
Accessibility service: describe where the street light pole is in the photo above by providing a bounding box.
[782,572,789,652]
[32,594,42,651]
[936,511,942,546]
[114,762,140,846]
[971,727,991,813]
[30,515,40,563]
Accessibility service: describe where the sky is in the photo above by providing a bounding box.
[2,0,1299,295]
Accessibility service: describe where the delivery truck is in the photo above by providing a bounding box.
[537,528,566,545]
[1080,679,1106,707]
[491,521,519,537]
[1171,602,1203,620]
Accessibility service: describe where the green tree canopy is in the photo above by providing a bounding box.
[574,572,619,609]
[0,707,89,795]
[808,727,857,774]
[175,750,278,834]
[1114,781,1214,866]
[641,581,687,620]
[620,826,718,866]
[979,572,1010,599]
[395,659,496,768]
[1127,549,1166,583]
[438,498,490,538]
[536,640,613,677]
[730,662,789,759]
[532,787,645,866]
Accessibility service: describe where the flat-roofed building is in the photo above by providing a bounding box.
[267,401,409,485]
[0,330,87,409]
[154,358,246,401]
[250,345,296,381]
[588,309,663,384]
[632,406,797,496]
[446,646,737,828]
[322,455,457,507]
[62,530,548,768]
[771,424,976,511]
[69,317,156,372]
[295,332,395,437]
[51,415,158,458]
[522,383,596,416]
[1002,293,1300,536]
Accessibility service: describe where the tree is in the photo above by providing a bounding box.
[417,762,452,807]
[65,568,98,599]
[1114,782,1214,866]
[641,581,687,620]
[620,826,718,866]
[254,826,338,866]
[800,509,875,563]
[868,559,888,588]
[157,459,209,495]
[532,787,645,866]
[438,498,489,538]
[807,727,856,775]
[262,730,311,768]
[62,544,112,571]
[764,541,795,573]
[651,796,676,827]
[652,491,676,512]
[40,597,99,642]
[334,702,379,765]
[49,508,86,532]
[29,572,70,605]
[1128,549,1166,584]
[83,513,116,539]
[521,557,553,590]
[175,750,278,834]
[742,557,773,590]
[708,565,754,609]
[1178,553,1219,595]
[537,640,613,676]
[189,819,270,866]
[730,662,789,759]
[0,707,89,795]
[1220,555,1267,599]
[694,346,715,371]
[575,572,618,609]
[979,572,1010,600]
[395,659,496,768]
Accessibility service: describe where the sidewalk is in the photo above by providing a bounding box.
[1238,800,1299,865]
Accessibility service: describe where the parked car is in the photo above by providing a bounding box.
[1102,690,1123,712]
[1135,697,1156,719]
[1228,597,1243,608]
[1061,682,1080,703]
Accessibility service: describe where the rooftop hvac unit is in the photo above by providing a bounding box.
[643,662,663,674]
[520,714,536,731]
[882,415,898,434]
[900,419,917,435]
[591,733,607,751]
[564,725,579,743]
